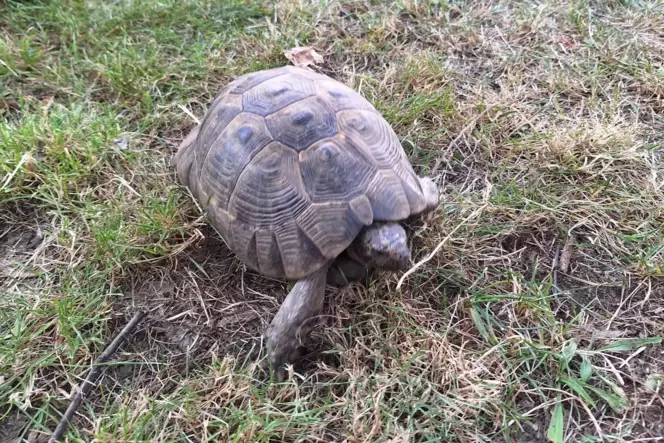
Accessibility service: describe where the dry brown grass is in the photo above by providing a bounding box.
[1,0,663,441]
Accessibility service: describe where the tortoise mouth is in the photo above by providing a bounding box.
[388,249,411,271]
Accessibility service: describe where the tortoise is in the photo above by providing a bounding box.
[172,65,439,379]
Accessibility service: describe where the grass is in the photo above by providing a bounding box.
[1,0,663,441]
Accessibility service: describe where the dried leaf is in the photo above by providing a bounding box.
[559,237,574,273]
[644,374,662,393]
[284,46,324,68]
[40,95,55,113]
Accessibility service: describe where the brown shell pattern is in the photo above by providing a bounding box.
[176,66,426,280]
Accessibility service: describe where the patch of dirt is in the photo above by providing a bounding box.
[0,205,56,443]
[623,342,664,439]
[0,411,50,443]
[0,209,47,443]
[0,411,29,443]
[459,222,664,440]
[0,203,48,288]
[109,217,417,394]
[116,224,289,373]
[548,265,664,440]
[0,98,22,123]
[114,221,363,379]
[0,227,42,278]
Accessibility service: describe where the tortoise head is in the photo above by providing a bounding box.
[349,222,411,271]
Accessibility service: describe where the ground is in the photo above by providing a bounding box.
[1,0,663,441]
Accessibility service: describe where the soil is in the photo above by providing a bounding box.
[1,202,662,441]
[0,205,51,443]
[116,224,292,373]
[0,206,45,282]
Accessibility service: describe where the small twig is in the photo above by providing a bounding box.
[396,175,492,290]
[396,201,489,291]
[178,104,200,125]
[49,311,147,443]
[552,244,561,295]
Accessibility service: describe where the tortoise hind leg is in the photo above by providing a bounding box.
[266,263,330,380]
[171,124,201,186]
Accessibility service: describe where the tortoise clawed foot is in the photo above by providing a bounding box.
[264,265,328,381]
[265,331,305,381]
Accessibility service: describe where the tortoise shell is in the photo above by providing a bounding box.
[174,66,430,280]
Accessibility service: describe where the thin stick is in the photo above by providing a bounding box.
[396,175,492,291]
[396,203,488,291]
[552,244,561,295]
[178,104,200,125]
[48,311,147,443]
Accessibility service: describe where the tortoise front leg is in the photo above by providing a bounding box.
[327,252,369,286]
[265,263,329,381]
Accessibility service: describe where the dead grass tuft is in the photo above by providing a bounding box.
[1,0,663,441]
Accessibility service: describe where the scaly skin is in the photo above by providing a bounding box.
[326,177,439,286]
[265,174,439,380]
[266,221,413,379]
[265,263,329,381]
[419,176,440,214]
